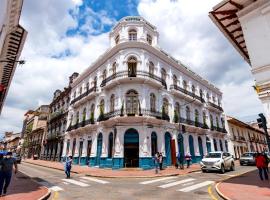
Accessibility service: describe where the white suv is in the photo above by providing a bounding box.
[200,151,235,174]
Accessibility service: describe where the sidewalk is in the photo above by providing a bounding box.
[24,159,201,178]
[0,171,50,200]
[216,169,270,200]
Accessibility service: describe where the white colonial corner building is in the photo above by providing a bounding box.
[62,16,228,169]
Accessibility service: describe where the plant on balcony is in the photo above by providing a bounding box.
[162,106,170,121]
[173,109,179,123]
[98,106,105,122]
[90,112,95,124]
[120,102,124,116]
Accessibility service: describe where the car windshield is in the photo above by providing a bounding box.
[242,153,254,157]
[205,153,221,158]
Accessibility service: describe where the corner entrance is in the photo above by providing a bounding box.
[124,128,139,168]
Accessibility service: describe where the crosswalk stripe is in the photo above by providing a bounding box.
[158,178,195,188]
[177,181,214,192]
[62,179,89,187]
[80,177,109,184]
[50,186,63,192]
[139,177,177,185]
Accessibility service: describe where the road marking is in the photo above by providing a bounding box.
[62,179,89,187]
[178,181,214,192]
[208,185,218,200]
[182,181,195,186]
[80,177,109,184]
[139,176,177,185]
[158,178,195,188]
[62,182,70,185]
[194,171,202,174]
[52,191,59,200]
[50,186,63,192]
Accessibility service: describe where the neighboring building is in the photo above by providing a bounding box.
[0,0,27,114]
[4,132,21,153]
[225,116,267,159]
[63,16,228,170]
[209,0,270,126]
[21,105,49,158]
[42,73,77,161]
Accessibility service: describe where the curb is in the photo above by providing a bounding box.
[23,161,201,178]
[215,169,256,200]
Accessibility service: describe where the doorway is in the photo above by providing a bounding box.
[78,141,83,165]
[124,128,139,167]
[96,133,103,166]
[165,132,172,166]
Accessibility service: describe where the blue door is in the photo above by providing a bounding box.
[177,134,185,156]
[96,133,103,166]
[188,135,195,160]
[206,137,211,153]
[165,132,172,166]
[124,128,139,167]
[198,137,204,159]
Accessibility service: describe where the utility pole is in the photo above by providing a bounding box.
[257,113,270,151]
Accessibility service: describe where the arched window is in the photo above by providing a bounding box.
[108,133,113,158]
[161,68,166,81]
[173,75,177,86]
[149,61,154,75]
[175,102,180,118]
[210,114,213,128]
[82,108,86,122]
[203,112,207,126]
[79,87,82,95]
[195,109,199,126]
[126,90,138,115]
[216,116,219,128]
[183,80,187,90]
[76,111,79,124]
[100,99,105,114]
[102,69,107,81]
[151,132,157,157]
[163,98,169,115]
[213,139,217,151]
[127,56,137,77]
[150,93,156,112]
[112,62,116,76]
[186,106,190,120]
[192,85,195,94]
[86,82,89,91]
[128,29,137,41]
[206,93,210,102]
[147,34,152,45]
[115,34,119,44]
[110,94,115,112]
[189,135,195,159]
[218,99,221,106]
[199,89,203,99]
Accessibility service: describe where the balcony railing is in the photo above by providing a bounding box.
[179,117,208,129]
[170,85,205,103]
[208,102,223,112]
[211,125,227,133]
[70,86,96,105]
[100,70,167,89]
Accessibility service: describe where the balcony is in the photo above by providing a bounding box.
[49,109,66,122]
[179,117,208,129]
[100,70,167,89]
[170,85,205,104]
[211,125,227,133]
[70,86,97,107]
[207,102,223,112]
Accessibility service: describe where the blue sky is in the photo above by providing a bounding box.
[0,0,264,135]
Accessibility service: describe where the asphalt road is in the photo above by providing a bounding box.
[18,162,256,200]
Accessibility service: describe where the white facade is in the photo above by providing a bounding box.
[63,16,228,169]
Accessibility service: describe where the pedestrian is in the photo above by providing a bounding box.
[0,152,18,196]
[178,152,184,170]
[262,152,269,173]
[185,152,192,168]
[255,153,268,181]
[158,152,163,170]
[64,156,72,179]
[153,152,159,174]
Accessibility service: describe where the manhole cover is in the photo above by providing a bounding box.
[194,191,208,195]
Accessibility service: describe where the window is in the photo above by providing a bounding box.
[150,93,156,112]
[210,114,213,128]
[126,90,138,115]
[161,68,166,81]
[73,91,76,99]
[199,89,203,99]
[128,29,137,41]
[183,80,187,90]
[163,98,169,115]
[127,56,137,77]
[186,106,190,120]
[149,61,154,75]
[112,62,116,76]
[100,99,105,114]
[115,34,119,44]
[79,87,82,95]
[175,102,180,118]
[70,114,73,125]
[76,111,79,124]
[110,94,115,112]
[108,133,113,158]
[216,116,219,128]
[72,138,76,157]
[147,34,152,45]
[86,82,89,91]
[82,108,86,122]
[90,104,95,123]
[195,109,199,125]
[173,75,177,86]
[103,69,107,81]
[151,132,157,156]
[203,112,207,125]
[192,85,195,94]
[212,96,216,103]
[206,93,210,101]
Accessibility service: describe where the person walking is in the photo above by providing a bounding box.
[178,152,184,170]
[64,156,73,179]
[0,152,18,196]
[153,152,159,174]
[185,152,192,168]
[262,152,269,173]
[255,153,268,181]
[158,153,163,170]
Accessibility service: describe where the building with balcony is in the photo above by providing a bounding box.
[0,132,21,153]
[0,0,27,114]
[42,73,78,161]
[21,105,49,159]
[63,16,228,169]
[225,116,267,159]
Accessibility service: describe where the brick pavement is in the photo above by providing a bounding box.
[0,171,50,200]
[24,159,201,178]
[216,169,270,200]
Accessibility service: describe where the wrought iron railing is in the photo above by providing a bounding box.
[70,86,96,105]
[100,70,167,89]
[208,102,223,111]
[170,85,205,103]
[179,117,208,129]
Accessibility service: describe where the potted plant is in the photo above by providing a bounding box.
[173,109,179,123]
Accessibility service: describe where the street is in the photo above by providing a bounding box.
[18,162,256,200]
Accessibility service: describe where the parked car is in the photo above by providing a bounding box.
[13,153,21,164]
[200,151,235,174]
[240,152,256,166]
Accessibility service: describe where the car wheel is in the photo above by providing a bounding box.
[202,170,206,173]
[230,162,235,171]
[220,164,225,174]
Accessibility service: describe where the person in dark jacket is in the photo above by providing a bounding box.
[158,153,163,170]
[64,156,73,179]
[185,153,192,168]
[177,152,184,170]
[256,153,268,181]
[262,152,269,173]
